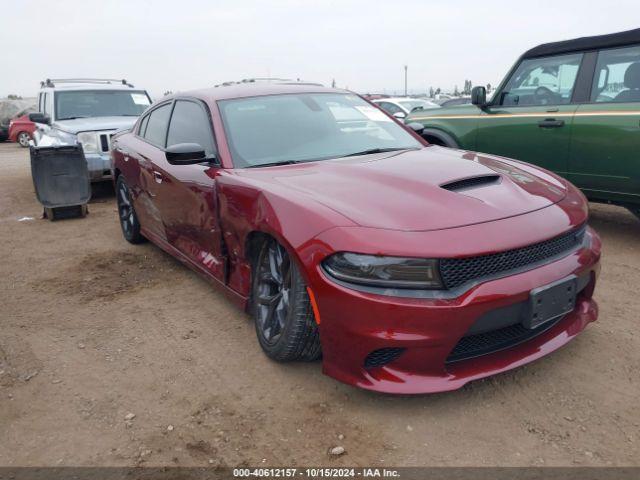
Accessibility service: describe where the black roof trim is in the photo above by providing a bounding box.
[523,28,640,59]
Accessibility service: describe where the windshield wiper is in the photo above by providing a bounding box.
[338,147,417,158]
[246,160,305,168]
[57,116,90,120]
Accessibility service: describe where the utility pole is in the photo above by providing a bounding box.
[404,65,408,96]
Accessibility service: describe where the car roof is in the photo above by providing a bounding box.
[168,82,348,103]
[523,27,640,59]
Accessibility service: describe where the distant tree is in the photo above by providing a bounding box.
[7,94,22,100]
[453,85,460,96]
[429,86,435,98]
[435,87,441,95]
[486,83,492,92]
[163,90,173,96]
[331,78,336,88]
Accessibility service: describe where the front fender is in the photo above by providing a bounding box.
[407,108,482,150]
[216,173,356,299]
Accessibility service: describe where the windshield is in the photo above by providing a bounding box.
[54,90,151,120]
[398,99,437,111]
[218,93,422,168]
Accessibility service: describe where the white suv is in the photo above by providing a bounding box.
[31,79,151,181]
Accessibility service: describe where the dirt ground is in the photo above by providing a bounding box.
[0,142,638,467]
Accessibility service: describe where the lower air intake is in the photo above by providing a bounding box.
[364,348,405,369]
[446,316,564,363]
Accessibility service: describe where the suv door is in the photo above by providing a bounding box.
[476,53,584,175]
[153,99,226,280]
[569,44,640,203]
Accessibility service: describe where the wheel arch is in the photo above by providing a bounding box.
[421,127,460,148]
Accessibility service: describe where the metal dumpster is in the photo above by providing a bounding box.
[30,145,91,220]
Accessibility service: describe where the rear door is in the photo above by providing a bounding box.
[476,53,584,175]
[152,99,226,280]
[132,101,173,240]
[569,44,640,202]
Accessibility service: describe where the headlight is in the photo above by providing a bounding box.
[323,252,442,289]
[77,132,99,153]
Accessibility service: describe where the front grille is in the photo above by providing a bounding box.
[446,316,563,363]
[99,133,113,152]
[440,175,501,191]
[440,226,586,289]
[364,348,405,369]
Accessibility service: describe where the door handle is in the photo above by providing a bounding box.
[538,118,565,128]
[152,170,164,184]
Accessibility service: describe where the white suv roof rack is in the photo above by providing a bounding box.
[40,78,135,88]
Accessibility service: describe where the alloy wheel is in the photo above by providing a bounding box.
[255,241,292,345]
[117,180,135,237]
[18,132,30,147]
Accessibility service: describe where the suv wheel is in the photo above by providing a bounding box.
[17,132,31,148]
[251,238,321,362]
[116,176,145,244]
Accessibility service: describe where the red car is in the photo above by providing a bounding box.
[8,113,37,147]
[111,82,601,394]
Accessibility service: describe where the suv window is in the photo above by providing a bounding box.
[377,102,403,115]
[591,45,640,103]
[54,90,150,120]
[43,93,50,116]
[143,103,172,147]
[498,53,583,106]
[166,100,215,155]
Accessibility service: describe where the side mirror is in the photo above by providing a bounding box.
[29,113,51,125]
[406,122,425,135]
[393,111,407,120]
[471,86,487,107]
[165,143,207,165]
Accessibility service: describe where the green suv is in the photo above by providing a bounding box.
[407,28,640,217]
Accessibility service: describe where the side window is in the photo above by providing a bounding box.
[166,100,215,155]
[377,102,403,115]
[143,103,172,147]
[498,53,583,106]
[38,93,44,112]
[591,45,640,103]
[43,93,50,115]
[138,114,150,136]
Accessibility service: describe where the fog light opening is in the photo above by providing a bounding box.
[364,348,406,369]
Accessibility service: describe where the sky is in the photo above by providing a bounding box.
[3,0,640,99]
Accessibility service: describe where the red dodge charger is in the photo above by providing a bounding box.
[110,82,600,394]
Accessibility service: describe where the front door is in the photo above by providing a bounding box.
[476,52,584,176]
[569,44,640,203]
[152,99,226,281]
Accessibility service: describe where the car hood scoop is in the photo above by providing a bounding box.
[241,146,568,232]
[440,174,501,192]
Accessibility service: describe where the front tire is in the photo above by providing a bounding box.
[17,132,31,148]
[251,238,321,362]
[116,176,145,244]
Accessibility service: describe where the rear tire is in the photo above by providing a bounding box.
[251,238,321,362]
[17,131,31,148]
[116,176,145,244]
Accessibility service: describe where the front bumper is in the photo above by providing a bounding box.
[85,152,113,181]
[309,227,601,394]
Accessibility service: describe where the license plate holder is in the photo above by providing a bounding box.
[526,275,578,329]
